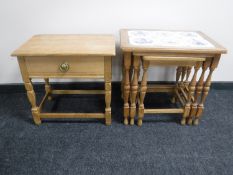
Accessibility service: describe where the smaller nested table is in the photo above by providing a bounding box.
[12,34,115,125]
[120,29,227,126]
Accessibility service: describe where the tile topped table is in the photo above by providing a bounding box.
[12,34,115,125]
[120,29,227,126]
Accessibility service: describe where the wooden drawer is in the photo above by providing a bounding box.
[24,56,105,78]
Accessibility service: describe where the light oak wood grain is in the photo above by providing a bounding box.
[144,108,184,114]
[13,35,115,125]
[17,57,41,125]
[138,60,149,126]
[25,56,104,77]
[123,52,132,125]
[104,57,112,125]
[130,55,140,125]
[12,35,115,57]
[40,113,105,119]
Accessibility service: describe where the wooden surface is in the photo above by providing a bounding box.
[24,56,104,78]
[120,29,227,54]
[14,34,114,125]
[143,56,206,62]
[143,56,206,66]
[122,52,132,125]
[17,55,112,125]
[12,34,115,57]
[120,29,227,126]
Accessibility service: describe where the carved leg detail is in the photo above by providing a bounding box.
[17,57,41,125]
[173,67,183,103]
[44,78,52,100]
[192,61,209,125]
[130,56,140,125]
[188,64,203,125]
[121,59,125,99]
[137,66,141,104]
[105,82,111,125]
[32,107,41,125]
[179,66,189,98]
[104,57,112,125]
[123,53,132,125]
[138,60,149,127]
[176,67,183,82]
[185,66,192,86]
[25,80,41,125]
[181,67,188,83]
[182,63,201,125]
[195,56,220,125]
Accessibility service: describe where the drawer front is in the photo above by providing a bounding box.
[25,56,104,78]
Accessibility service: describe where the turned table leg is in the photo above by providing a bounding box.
[194,55,220,125]
[172,66,183,103]
[138,60,149,127]
[188,63,203,125]
[189,61,209,125]
[181,66,188,83]
[104,57,112,125]
[181,63,201,125]
[129,55,140,125]
[179,66,188,93]
[17,57,41,125]
[25,79,41,125]
[123,53,132,125]
[121,58,125,99]
[176,67,183,82]
[185,66,192,86]
[44,78,52,100]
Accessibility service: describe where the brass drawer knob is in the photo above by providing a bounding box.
[59,62,69,72]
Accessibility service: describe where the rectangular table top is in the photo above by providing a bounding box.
[120,29,227,54]
[12,34,116,57]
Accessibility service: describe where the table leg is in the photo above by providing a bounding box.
[130,55,140,125]
[181,63,201,125]
[179,66,187,95]
[44,78,52,100]
[17,57,41,125]
[123,53,132,125]
[176,67,183,82]
[181,66,188,83]
[121,58,125,99]
[189,61,209,125]
[26,79,41,125]
[194,55,220,125]
[185,66,192,86]
[121,63,125,100]
[138,60,149,126]
[172,66,183,103]
[104,57,112,125]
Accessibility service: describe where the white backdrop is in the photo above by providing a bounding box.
[0,0,232,83]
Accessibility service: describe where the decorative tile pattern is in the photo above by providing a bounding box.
[128,30,215,48]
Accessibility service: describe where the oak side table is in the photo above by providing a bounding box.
[120,29,227,126]
[12,34,115,125]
